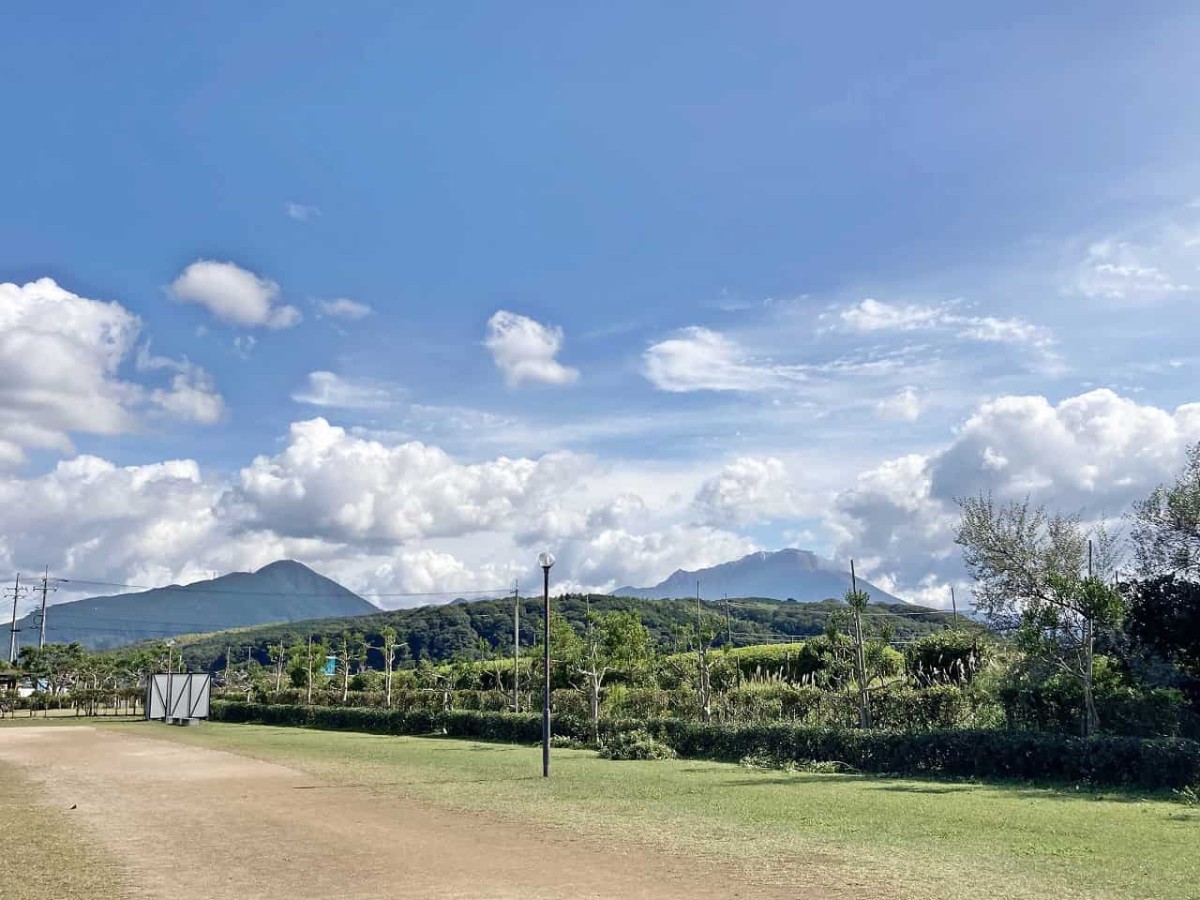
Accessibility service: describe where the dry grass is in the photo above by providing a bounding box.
[0,761,123,900]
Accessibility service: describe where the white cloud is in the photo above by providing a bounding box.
[828,388,1200,605]
[643,327,796,392]
[832,298,1053,350]
[556,525,757,593]
[693,456,808,525]
[227,418,589,544]
[285,202,320,223]
[292,372,400,410]
[1071,239,1193,302]
[0,279,224,463]
[875,386,922,421]
[135,346,225,425]
[170,260,301,329]
[315,298,372,320]
[485,310,579,387]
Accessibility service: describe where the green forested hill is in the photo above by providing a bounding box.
[171,593,967,671]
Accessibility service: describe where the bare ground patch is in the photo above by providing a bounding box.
[0,725,808,900]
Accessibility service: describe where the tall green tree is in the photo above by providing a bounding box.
[957,495,1123,735]
[1131,442,1200,577]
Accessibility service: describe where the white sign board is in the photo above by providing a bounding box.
[146,673,211,722]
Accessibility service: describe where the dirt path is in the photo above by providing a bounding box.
[0,726,804,900]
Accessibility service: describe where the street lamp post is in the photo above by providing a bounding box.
[538,551,555,778]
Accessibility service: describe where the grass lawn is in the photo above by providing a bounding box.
[101,720,1199,900]
[0,760,123,900]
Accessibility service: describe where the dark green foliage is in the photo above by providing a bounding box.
[211,701,1200,790]
[598,728,676,760]
[904,631,987,686]
[998,667,1195,738]
[605,719,1200,791]
[174,595,963,672]
[1126,576,1200,675]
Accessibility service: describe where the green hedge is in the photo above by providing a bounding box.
[211,700,585,744]
[210,702,1200,791]
[615,719,1200,791]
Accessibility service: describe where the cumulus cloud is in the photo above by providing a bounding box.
[643,327,797,392]
[0,279,224,463]
[829,388,1200,605]
[875,386,922,421]
[315,298,372,320]
[135,346,225,425]
[556,524,757,593]
[170,260,301,329]
[227,418,589,544]
[292,372,399,410]
[484,310,579,386]
[693,457,808,525]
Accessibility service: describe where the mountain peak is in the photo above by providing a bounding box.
[615,548,902,604]
[255,559,314,576]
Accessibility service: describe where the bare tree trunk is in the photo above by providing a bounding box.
[1083,616,1098,737]
[589,675,600,744]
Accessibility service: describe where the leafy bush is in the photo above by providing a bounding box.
[603,719,1200,790]
[904,631,988,686]
[598,728,676,761]
[212,702,1200,789]
[999,658,1191,737]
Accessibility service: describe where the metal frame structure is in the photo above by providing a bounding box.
[146,672,211,724]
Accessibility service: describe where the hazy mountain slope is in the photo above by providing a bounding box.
[14,560,376,651]
[615,549,906,603]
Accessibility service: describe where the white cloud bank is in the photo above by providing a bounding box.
[0,278,224,464]
[830,388,1200,605]
[485,311,579,386]
[170,260,301,329]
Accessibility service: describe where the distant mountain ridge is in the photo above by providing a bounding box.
[14,560,376,651]
[615,549,904,604]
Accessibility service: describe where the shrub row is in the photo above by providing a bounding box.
[212,701,1200,790]
[211,700,586,744]
[613,719,1200,791]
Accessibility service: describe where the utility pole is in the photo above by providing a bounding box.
[35,567,59,650]
[950,586,959,626]
[305,635,313,706]
[512,579,520,713]
[5,574,26,664]
[723,593,740,688]
[849,559,872,729]
[224,645,232,684]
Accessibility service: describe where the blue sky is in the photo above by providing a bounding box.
[3,3,1199,608]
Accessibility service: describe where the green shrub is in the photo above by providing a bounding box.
[603,719,1200,790]
[904,631,987,686]
[598,728,676,761]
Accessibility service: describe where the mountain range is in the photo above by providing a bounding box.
[615,549,904,604]
[12,560,376,651]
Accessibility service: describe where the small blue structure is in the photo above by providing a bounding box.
[322,656,337,676]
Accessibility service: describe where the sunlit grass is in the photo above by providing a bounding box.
[110,720,1200,900]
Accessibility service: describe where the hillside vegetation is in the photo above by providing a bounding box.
[172,593,963,670]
